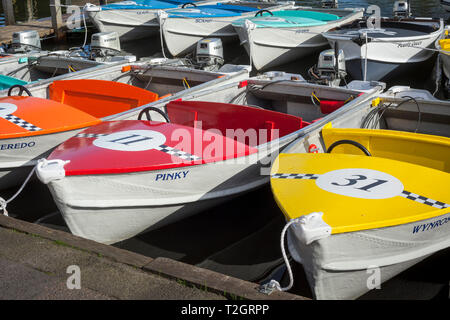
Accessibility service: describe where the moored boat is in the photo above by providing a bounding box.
[159,1,295,57]
[85,0,217,42]
[0,80,162,190]
[267,89,450,300]
[322,17,444,81]
[232,7,363,70]
[0,31,136,91]
[35,73,384,244]
[0,57,250,190]
[37,101,306,244]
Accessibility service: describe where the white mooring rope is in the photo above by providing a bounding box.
[0,165,37,217]
[259,218,302,295]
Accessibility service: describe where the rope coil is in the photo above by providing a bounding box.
[259,218,302,294]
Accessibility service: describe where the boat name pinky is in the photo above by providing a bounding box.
[155,170,189,181]
[0,141,35,150]
[412,216,450,234]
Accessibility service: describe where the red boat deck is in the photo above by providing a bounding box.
[48,101,306,175]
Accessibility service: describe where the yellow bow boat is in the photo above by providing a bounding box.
[268,92,450,300]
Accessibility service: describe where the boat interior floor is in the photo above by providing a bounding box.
[361,97,450,138]
[226,82,360,124]
[332,20,440,37]
[164,100,306,145]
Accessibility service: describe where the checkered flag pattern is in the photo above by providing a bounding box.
[271,173,320,180]
[3,114,41,132]
[400,190,449,210]
[76,133,108,138]
[155,145,202,161]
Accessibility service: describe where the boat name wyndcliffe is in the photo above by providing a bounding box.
[397,41,422,48]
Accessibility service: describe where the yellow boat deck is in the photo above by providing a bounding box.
[271,125,450,234]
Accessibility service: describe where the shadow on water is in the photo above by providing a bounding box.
[1,0,450,300]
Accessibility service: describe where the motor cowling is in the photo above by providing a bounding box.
[90,32,121,57]
[309,48,346,87]
[393,1,411,18]
[195,38,224,71]
[321,0,338,9]
[10,30,42,53]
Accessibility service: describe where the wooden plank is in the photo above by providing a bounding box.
[144,257,309,300]
[0,14,84,44]
[50,0,64,41]
[0,0,126,44]
[0,20,54,44]
[2,0,15,25]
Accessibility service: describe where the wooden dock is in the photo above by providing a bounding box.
[0,17,61,44]
[0,0,118,44]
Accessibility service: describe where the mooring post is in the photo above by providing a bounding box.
[50,0,65,41]
[2,0,15,25]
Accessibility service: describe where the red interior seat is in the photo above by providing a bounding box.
[165,101,305,147]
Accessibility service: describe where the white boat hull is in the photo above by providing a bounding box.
[325,24,443,81]
[161,16,241,57]
[234,10,363,71]
[0,130,83,190]
[160,3,294,57]
[46,139,296,244]
[87,9,161,41]
[0,64,249,190]
[287,211,450,299]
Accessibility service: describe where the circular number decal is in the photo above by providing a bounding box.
[315,168,404,199]
[0,103,18,117]
[93,130,166,152]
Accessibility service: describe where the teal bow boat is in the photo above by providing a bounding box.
[232,10,340,28]
[0,75,28,91]
[231,7,364,70]
[159,1,296,57]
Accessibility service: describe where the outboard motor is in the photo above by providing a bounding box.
[308,48,346,87]
[9,30,42,53]
[393,1,411,18]
[195,38,224,71]
[321,0,338,9]
[89,32,122,59]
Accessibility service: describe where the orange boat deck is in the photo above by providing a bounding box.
[0,79,161,139]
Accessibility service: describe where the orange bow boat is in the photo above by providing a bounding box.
[0,79,162,190]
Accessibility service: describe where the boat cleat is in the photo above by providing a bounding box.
[36,159,70,184]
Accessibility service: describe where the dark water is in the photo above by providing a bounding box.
[1,0,450,300]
